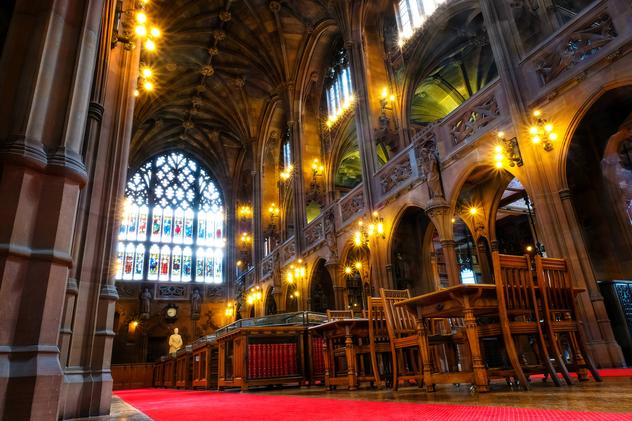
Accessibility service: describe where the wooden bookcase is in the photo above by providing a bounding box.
[175,346,192,388]
[191,336,219,389]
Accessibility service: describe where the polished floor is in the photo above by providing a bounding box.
[108,376,632,420]
[252,376,632,414]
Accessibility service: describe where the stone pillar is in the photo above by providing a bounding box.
[344,0,377,210]
[0,0,107,418]
[558,189,625,366]
[426,201,460,287]
[58,0,140,416]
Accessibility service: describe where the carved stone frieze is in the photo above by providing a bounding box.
[158,285,187,298]
[205,286,224,300]
[116,283,140,300]
[536,14,617,85]
[379,156,412,195]
[450,95,499,145]
[261,256,273,278]
[304,219,324,249]
[281,239,296,264]
[340,188,365,222]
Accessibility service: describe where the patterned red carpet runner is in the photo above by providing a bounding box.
[116,370,632,421]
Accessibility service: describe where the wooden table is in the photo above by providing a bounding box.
[396,284,586,392]
[396,284,499,392]
[309,319,370,391]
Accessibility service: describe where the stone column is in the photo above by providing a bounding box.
[58,0,140,416]
[344,0,377,210]
[426,201,460,286]
[0,0,106,418]
[558,189,625,366]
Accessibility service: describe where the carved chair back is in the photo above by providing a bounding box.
[326,310,355,321]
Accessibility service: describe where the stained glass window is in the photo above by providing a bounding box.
[397,0,446,44]
[325,50,354,122]
[116,152,225,283]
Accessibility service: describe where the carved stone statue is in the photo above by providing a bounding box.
[191,288,201,320]
[419,141,444,199]
[272,249,282,287]
[324,210,338,261]
[140,288,152,319]
[325,230,338,261]
[168,327,183,355]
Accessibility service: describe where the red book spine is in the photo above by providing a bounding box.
[252,344,258,379]
[285,343,291,376]
[247,344,254,379]
[280,344,287,377]
[272,344,278,378]
[258,344,264,379]
[290,343,297,375]
[265,344,272,378]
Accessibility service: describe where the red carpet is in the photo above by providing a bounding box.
[116,376,632,421]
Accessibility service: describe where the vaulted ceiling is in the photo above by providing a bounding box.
[130,0,337,192]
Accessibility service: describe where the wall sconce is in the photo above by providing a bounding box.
[380,87,396,113]
[311,159,324,177]
[246,286,262,305]
[280,164,294,182]
[529,110,557,152]
[112,0,165,99]
[493,131,523,168]
[353,211,385,247]
[238,204,252,219]
[268,203,280,221]
[286,259,306,284]
[224,302,234,317]
[240,232,252,246]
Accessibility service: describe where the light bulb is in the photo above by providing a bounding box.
[135,25,147,37]
[136,12,147,24]
[495,153,504,161]
[532,136,541,144]
[544,124,553,132]
[143,81,153,91]
[529,127,538,135]
[495,161,503,168]
[533,110,542,117]
[145,39,156,51]
[150,27,161,38]
[548,133,558,141]
[495,145,503,153]
[142,67,152,78]
[133,89,140,97]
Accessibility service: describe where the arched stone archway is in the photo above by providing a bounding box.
[390,206,444,295]
[309,259,335,313]
[566,86,632,281]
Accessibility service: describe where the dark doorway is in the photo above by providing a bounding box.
[309,260,335,313]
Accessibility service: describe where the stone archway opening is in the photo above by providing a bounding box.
[309,260,335,313]
[390,207,444,295]
[567,86,632,281]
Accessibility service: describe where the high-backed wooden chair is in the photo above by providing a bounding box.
[479,252,561,389]
[367,296,392,387]
[379,288,424,390]
[534,255,602,383]
[326,310,355,321]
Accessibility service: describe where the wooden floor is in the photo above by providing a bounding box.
[252,376,632,414]
[106,377,632,419]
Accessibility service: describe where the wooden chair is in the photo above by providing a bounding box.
[367,296,392,387]
[534,255,602,383]
[326,310,355,321]
[379,288,424,390]
[478,252,562,390]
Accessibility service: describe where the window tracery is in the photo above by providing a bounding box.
[116,152,224,283]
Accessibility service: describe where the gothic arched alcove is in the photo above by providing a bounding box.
[566,86,632,281]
